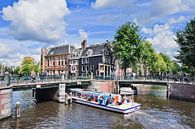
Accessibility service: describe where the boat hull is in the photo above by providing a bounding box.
[72,97,141,114]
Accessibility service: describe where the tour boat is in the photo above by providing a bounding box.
[69,89,141,114]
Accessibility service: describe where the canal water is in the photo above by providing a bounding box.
[0,86,194,129]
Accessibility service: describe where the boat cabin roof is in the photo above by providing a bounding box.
[70,88,117,97]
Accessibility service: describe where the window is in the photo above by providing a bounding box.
[105,66,107,76]
[108,66,111,76]
[87,49,93,56]
[85,58,89,64]
[73,60,76,64]
[47,60,49,66]
[82,58,85,64]
[86,65,89,71]
[90,65,94,72]
[53,61,55,66]
[82,65,85,72]
[108,58,111,64]
[61,61,64,66]
[58,60,60,66]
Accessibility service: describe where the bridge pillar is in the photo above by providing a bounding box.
[53,84,66,103]
[58,84,66,103]
[0,86,12,119]
[166,84,171,99]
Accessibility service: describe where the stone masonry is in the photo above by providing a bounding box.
[0,86,12,119]
[169,83,195,101]
[90,80,116,93]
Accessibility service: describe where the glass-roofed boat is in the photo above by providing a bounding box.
[69,88,141,114]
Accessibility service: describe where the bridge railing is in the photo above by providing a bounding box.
[117,75,195,84]
[0,74,194,86]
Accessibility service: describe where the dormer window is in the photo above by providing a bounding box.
[87,49,93,56]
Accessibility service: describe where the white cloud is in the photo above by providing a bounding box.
[0,43,11,58]
[168,16,186,25]
[0,39,44,66]
[142,24,178,58]
[151,0,189,16]
[132,0,189,26]
[91,0,135,9]
[78,29,88,41]
[2,0,70,42]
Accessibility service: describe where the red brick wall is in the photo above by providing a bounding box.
[90,80,116,93]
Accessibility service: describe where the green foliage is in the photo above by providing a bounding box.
[159,53,174,73]
[113,22,142,76]
[175,18,195,74]
[139,42,180,74]
[20,57,39,75]
[112,22,181,76]
[140,41,156,72]
[152,53,167,73]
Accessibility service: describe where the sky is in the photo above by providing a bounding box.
[0,0,195,66]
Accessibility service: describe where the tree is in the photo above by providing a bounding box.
[175,18,195,74]
[20,57,38,75]
[113,22,142,78]
[140,41,156,76]
[159,53,174,74]
[152,53,167,74]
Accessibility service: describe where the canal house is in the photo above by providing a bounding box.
[78,41,115,79]
[68,48,83,78]
[41,45,75,75]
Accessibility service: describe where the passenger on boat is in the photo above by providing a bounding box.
[105,98,110,105]
[110,97,114,105]
[98,96,104,105]
[95,96,98,102]
[122,95,128,104]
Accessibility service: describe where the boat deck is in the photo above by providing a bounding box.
[72,96,140,110]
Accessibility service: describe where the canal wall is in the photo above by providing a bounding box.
[169,83,195,101]
[132,84,167,96]
[90,80,116,93]
[0,86,12,119]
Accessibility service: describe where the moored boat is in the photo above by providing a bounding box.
[69,89,141,114]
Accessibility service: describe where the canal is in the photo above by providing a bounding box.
[0,86,194,129]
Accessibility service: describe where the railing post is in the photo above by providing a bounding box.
[15,101,21,118]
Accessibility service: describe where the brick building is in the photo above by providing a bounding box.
[41,45,75,75]
[41,40,116,79]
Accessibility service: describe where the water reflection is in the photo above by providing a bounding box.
[0,88,194,129]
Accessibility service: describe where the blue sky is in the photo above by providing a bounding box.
[0,0,195,66]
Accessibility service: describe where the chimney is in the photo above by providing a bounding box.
[81,40,87,49]
[41,48,47,72]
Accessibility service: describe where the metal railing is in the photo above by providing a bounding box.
[0,74,194,86]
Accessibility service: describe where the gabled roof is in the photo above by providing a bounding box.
[81,43,108,57]
[47,45,75,56]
